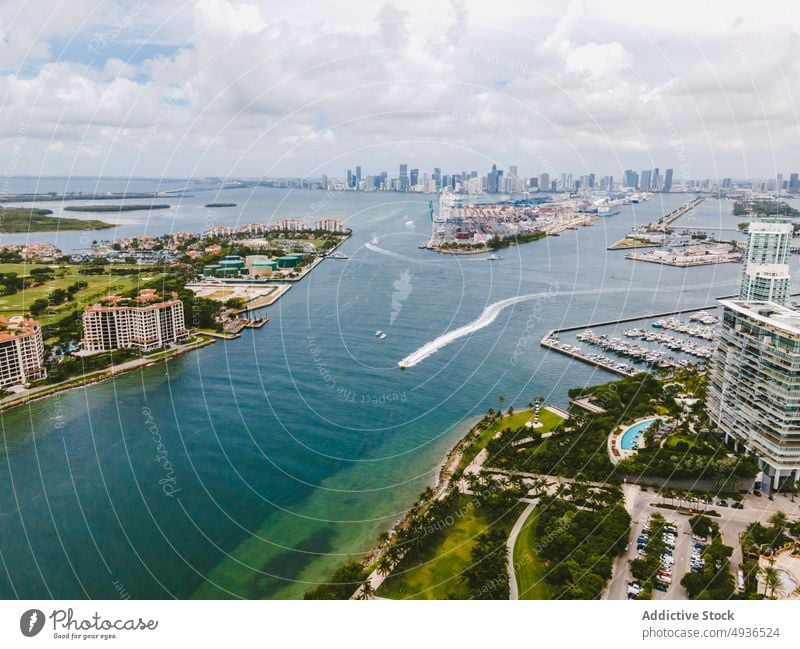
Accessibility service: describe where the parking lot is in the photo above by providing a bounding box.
[605,484,800,600]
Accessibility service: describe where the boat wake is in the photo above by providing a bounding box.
[397,283,734,368]
[365,242,437,264]
[398,291,558,368]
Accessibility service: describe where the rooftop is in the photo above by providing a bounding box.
[721,299,800,336]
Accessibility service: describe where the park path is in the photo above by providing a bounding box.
[507,500,538,600]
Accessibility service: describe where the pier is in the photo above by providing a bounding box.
[651,196,705,232]
[539,300,729,376]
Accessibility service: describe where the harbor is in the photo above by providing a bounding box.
[540,306,723,376]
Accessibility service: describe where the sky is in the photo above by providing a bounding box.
[0,0,799,180]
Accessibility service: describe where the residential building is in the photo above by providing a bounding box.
[314,219,347,232]
[82,290,188,353]
[739,221,792,305]
[707,300,800,490]
[0,316,46,387]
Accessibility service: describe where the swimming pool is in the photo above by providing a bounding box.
[619,418,658,451]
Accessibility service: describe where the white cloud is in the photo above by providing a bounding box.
[0,0,798,178]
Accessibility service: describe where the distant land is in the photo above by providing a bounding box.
[64,204,171,213]
[0,207,114,232]
[204,203,237,208]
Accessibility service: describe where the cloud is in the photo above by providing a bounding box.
[0,0,797,178]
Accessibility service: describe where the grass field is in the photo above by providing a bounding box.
[457,407,565,472]
[378,495,490,600]
[0,263,166,325]
[512,506,552,600]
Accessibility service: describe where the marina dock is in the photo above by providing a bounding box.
[539,301,727,376]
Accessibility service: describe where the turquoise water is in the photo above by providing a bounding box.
[0,183,778,599]
[619,418,658,450]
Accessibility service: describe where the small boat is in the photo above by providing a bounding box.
[375,330,382,337]
[486,253,503,261]
[329,251,349,259]
[379,333,387,339]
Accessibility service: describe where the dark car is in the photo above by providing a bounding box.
[732,502,744,509]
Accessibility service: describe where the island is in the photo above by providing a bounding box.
[204,203,237,208]
[0,207,113,232]
[63,204,171,213]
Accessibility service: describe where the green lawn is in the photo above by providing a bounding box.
[0,264,165,325]
[512,506,552,599]
[378,495,490,600]
[457,407,565,472]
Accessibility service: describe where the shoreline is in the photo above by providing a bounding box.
[0,335,215,414]
[355,413,486,590]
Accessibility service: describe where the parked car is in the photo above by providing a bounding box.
[732,502,744,509]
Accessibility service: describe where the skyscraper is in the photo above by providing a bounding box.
[652,168,660,191]
[663,168,673,192]
[355,165,362,187]
[488,164,499,193]
[399,164,409,191]
[790,173,799,194]
[623,169,638,189]
[410,168,419,187]
[639,169,652,192]
[739,221,792,305]
[707,299,800,491]
[539,173,550,192]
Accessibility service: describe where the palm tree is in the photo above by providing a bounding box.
[761,566,784,599]
[769,511,789,533]
[359,579,375,600]
[377,553,393,577]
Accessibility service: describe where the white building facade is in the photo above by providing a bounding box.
[82,292,188,353]
[0,316,46,387]
[707,300,800,490]
[739,221,792,304]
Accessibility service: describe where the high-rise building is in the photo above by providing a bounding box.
[399,164,409,191]
[346,169,353,188]
[663,168,673,192]
[488,164,499,193]
[790,173,799,194]
[410,168,419,187]
[707,299,800,490]
[739,221,792,305]
[355,166,362,187]
[639,169,652,192]
[777,174,784,195]
[0,316,46,387]
[82,290,189,353]
[623,169,638,189]
[538,173,550,192]
[652,168,660,191]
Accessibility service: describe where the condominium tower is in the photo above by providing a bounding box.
[82,290,188,353]
[739,221,792,305]
[0,316,46,387]
[707,300,800,490]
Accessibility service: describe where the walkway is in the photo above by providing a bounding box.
[507,500,538,599]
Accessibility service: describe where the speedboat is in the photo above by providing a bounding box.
[486,253,503,260]
[375,330,382,337]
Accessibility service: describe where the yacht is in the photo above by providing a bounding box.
[329,251,349,259]
[486,253,503,260]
